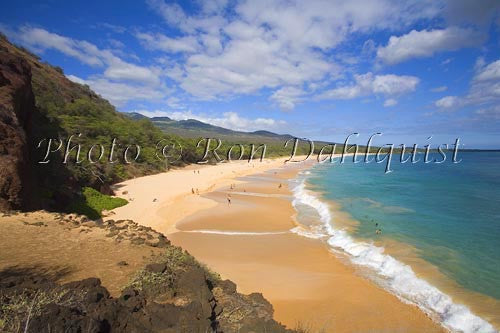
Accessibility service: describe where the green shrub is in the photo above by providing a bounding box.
[67,187,127,219]
[125,246,221,297]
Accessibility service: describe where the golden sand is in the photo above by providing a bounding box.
[110,157,298,234]
[108,159,445,332]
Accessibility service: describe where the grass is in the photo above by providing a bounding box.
[154,245,221,283]
[0,288,87,332]
[125,246,221,298]
[125,270,173,296]
[67,187,128,219]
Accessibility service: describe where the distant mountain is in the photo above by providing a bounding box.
[251,130,293,138]
[150,116,172,121]
[123,112,295,143]
[126,112,149,120]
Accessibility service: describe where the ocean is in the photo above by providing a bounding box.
[290,152,500,333]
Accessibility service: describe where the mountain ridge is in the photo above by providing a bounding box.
[123,111,295,142]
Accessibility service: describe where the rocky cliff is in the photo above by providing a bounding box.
[0,35,35,210]
[0,34,183,212]
[0,212,296,333]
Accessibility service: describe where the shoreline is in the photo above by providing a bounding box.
[110,157,447,332]
[110,157,299,235]
[294,168,499,333]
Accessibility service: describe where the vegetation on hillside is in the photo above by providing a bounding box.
[1,36,188,212]
[1,35,390,217]
[67,187,128,219]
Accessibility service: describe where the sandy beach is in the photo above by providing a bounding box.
[109,157,447,332]
[110,157,297,235]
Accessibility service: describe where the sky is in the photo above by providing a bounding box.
[1,0,500,148]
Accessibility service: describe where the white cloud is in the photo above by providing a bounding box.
[384,98,398,107]
[270,87,305,110]
[431,86,448,92]
[165,96,185,109]
[6,0,495,118]
[475,105,500,119]
[15,27,104,67]
[441,58,453,65]
[474,59,500,82]
[435,95,459,108]
[465,58,500,106]
[141,0,442,104]
[12,27,162,86]
[8,26,167,106]
[320,72,419,100]
[134,110,286,132]
[108,39,125,49]
[146,0,187,27]
[66,74,86,85]
[104,59,160,85]
[67,75,166,107]
[136,32,200,53]
[377,27,483,65]
[434,58,500,112]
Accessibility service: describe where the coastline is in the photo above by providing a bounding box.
[110,157,446,332]
[293,167,499,333]
[110,157,297,235]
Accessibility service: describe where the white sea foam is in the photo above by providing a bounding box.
[290,226,328,239]
[291,175,497,333]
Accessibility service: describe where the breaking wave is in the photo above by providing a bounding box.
[290,174,497,333]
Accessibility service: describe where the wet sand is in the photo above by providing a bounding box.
[110,157,298,235]
[168,166,446,332]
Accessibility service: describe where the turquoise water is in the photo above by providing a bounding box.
[306,151,500,301]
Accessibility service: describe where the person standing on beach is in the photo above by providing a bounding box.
[227,194,231,206]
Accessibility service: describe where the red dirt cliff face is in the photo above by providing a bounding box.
[0,37,35,211]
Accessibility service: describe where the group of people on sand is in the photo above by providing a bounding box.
[227,184,236,206]
[191,170,201,195]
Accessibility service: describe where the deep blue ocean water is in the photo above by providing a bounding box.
[306,151,500,301]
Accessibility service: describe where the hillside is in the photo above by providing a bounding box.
[1,33,343,214]
[124,112,295,143]
[0,34,190,211]
[0,34,300,333]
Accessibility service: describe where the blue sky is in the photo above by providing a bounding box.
[1,0,500,148]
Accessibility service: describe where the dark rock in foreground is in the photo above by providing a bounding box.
[0,213,296,333]
[0,265,294,333]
